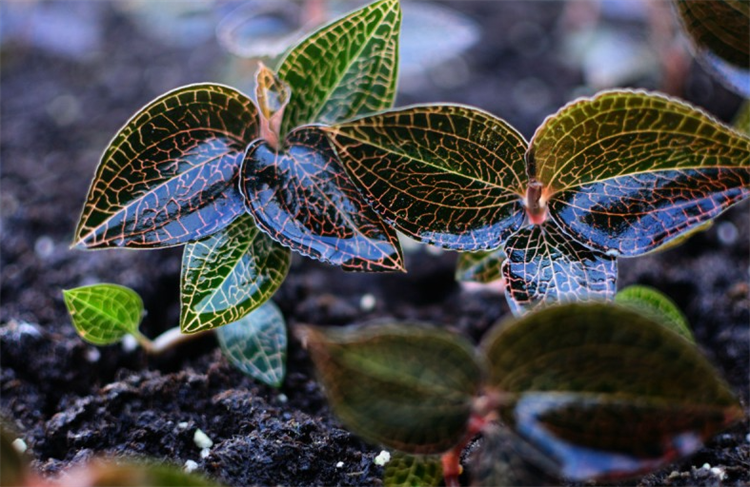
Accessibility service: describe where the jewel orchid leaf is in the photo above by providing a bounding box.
[74,84,258,249]
[614,285,693,342]
[216,300,287,387]
[63,284,143,345]
[455,248,506,284]
[241,127,403,272]
[481,303,743,481]
[277,0,401,135]
[180,214,290,334]
[383,452,443,487]
[255,63,291,150]
[502,225,617,315]
[325,105,527,251]
[298,322,482,454]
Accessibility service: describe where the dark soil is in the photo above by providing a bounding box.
[1,2,748,486]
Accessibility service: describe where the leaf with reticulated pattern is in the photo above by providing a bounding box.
[325,105,527,250]
[481,303,743,481]
[277,0,400,135]
[383,452,443,487]
[216,301,287,387]
[62,284,143,345]
[614,285,693,342]
[502,224,616,315]
[298,322,482,454]
[455,248,506,284]
[241,127,403,271]
[74,84,258,249]
[531,90,750,256]
[180,214,290,334]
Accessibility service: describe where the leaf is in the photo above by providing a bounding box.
[614,285,693,342]
[74,84,259,249]
[255,63,291,149]
[180,214,290,334]
[241,127,404,271]
[298,322,483,454]
[480,303,744,481]
[455,248,506,284]
[383,452,443,487]
[733,100,750,136]
[325,105,528,250]
[277,0,401,134]
[216,301,287,387]
[673,0,750,96]
[502,224,616,315]
[72,459,222,487]
[529,90,750,256]
[62,284,143,345]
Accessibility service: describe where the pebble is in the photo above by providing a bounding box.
[710,467,726,480]
[121,334,138,352]
[200,448,210,459]
[193,428,213,449]
[359,294,376,312]
[374,450,391,466]
[717,222,738,246]
[335,461,344,469]
[85,347,101,362]
[184,460,199,473]
[178,422,189,430]
[11,438,27,453]
[276,393,288,404]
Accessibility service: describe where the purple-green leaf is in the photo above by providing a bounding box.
[502,224,617,315]
[383,452,443,487]
[241,127,404,272]
[455,248,506,284]
[299,322,482,454]
[74,84,258,249]
[481,303,744,481]
[180,214,290,334]
[326,105,527,250]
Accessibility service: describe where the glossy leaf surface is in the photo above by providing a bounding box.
[481,303,743,481]
[180,214,290,334]
[75,84,259,248]
[63,284,143,345]
[299,322,482,454]
[277,0,400,134]
[326,105,527,250]
[530,91,750,256]
[216,301,286,387]
[241,127,403,271]
[384,452,443,487]
[615,285,693,342]
[502,224,616,315]
[455,248,505,284]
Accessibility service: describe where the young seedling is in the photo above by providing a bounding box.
[63,283,286,387]
[298,302,743,487]
[322,91,750,314]
[71,0,404,343]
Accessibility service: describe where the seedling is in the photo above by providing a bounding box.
[299,302,743,486]
[322,91,750,314]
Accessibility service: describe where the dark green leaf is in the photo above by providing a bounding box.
[180,214,290,334]
[77,459,222,487]
[733,100,750,135]
[502,224,616,315]
[384,452,443,487]
[326,105,528,250]
[216,301,286,387]
[74,84,258,249]
[277,0,401,134]
[615,285,693,342]
[455,248,505,284]
[1,426,26,487]
[529,90,750,256]
[481,303,743,481]
[241,127,404,271]
[299,322,482,454]
[63,284,143,345]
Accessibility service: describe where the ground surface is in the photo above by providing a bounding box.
[1,1,748,486]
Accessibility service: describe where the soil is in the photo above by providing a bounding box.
[1,2,748,486]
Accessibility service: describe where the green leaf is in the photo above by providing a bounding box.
[481,303,743,481]
[529,90,750,256]
[74,84,258,249]
[325,105,528,250]
[383,452,443,487]
[455,248,505,284]
[180,214,290,334]
[502,224,617,315]
[241,127,404,271]
[62,284,143,345]
[1,426,26,487]
[299,322,482,454]
[216,301,287,387]
[615,285,693,342]
[277,0,401,134]
[79,459,223,487]
[733,99,750,135]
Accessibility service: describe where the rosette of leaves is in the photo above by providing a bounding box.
[323,92,750,314]
[72,0,404,339]
[300,303,743,486]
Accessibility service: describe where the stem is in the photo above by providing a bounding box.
[525,180,547,225]
[130,327,207,356]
